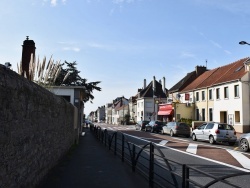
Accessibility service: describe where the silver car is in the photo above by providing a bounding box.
[191,122,237,145]
[239,133,250,152]
[161,122,190,137]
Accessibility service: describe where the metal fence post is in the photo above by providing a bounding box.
[104,130,107,147]
[132,144,136,172]
[182,164,186,188]
[182,164,189,188]
[149,142,154,187]
[186,166,189,188]
[114,132,117,155]
[108,135,111,150]
[122,134,124,162]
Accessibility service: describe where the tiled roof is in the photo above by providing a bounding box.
[181,58,249,92]
[168,66,207,93]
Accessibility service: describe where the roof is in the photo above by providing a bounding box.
[139,80,167,98]
[181,57,249,92]
[168,66,207,93]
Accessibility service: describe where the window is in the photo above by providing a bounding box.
[224,87,229,99]
[209,89,213,100]
[234,85,239,97]
[216,88,220,99]
[177,114,181,120]
[209,108,213,121]
[235,111,240,122]
[202,91,205,101]
[205,123,214,129]
[202,109,205,121]
[196,109,199,120]
[196,92,199,101]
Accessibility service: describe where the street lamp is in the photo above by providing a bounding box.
[239,41,250,45]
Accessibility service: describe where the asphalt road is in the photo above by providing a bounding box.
[95,123,250,188]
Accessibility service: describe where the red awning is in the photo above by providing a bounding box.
[158,104,173,115]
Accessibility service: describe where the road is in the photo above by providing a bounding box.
[94,123,250,187]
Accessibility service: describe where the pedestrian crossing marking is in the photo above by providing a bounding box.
[158,140,168,146]
[227,150,250,170]
[186,144,197,154]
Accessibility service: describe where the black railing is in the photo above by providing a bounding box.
[90,125,250,188]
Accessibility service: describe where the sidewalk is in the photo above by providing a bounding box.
[38,127,149,188]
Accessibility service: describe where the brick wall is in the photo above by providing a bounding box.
[0,65,78,187]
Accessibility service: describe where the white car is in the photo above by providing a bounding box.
[191,122,237,145]
[239,133,250,152]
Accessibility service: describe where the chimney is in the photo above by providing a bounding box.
[21,36,36,80]
[152,76,156,95]
[144,79,146,89]
[162,77,166,93]
[195,65,207,76]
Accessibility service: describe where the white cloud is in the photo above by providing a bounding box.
[51,0,57,6]
[224,50,231,55]
[181,51,197,59]
[87,42,115,51]
[62,0,67,5]
[62,47,80,52]
[209,40,222,49]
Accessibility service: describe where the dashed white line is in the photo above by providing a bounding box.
[186,143,198,154]
[227,150,250,170]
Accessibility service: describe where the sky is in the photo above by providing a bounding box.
[1,0,250,115]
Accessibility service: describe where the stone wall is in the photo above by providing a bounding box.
[0,65,78,187]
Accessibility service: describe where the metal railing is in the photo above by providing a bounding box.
[90,125,250,188]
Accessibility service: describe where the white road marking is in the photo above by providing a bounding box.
[171,137,190,142]
[158,140,168,146]
[227,150,250,170]
[186,143,198,154]
[123,132,250,172]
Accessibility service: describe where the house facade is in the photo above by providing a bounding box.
[105,97,129,125]
[48,86,87,133]
[174,58,250,133]
[96,105,105,122]
[136,76,168,122]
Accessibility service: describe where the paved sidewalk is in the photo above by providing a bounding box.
[38,127,149,188]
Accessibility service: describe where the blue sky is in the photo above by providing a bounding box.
[1,0,250,115]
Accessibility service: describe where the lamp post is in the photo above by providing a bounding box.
[239,41,250,45]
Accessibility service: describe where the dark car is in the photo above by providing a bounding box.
[135,120,150,131]
[145,120,166,133]
[162,122,190,137]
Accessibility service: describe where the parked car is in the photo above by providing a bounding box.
[238,133,250,152]
[191,122,237,145]
[135,120,150,131]
[145,120,166,133]
[161,122,190,137]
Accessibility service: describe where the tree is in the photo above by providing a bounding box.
[54,61,101,103]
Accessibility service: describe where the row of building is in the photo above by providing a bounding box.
[88,57,250,133]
